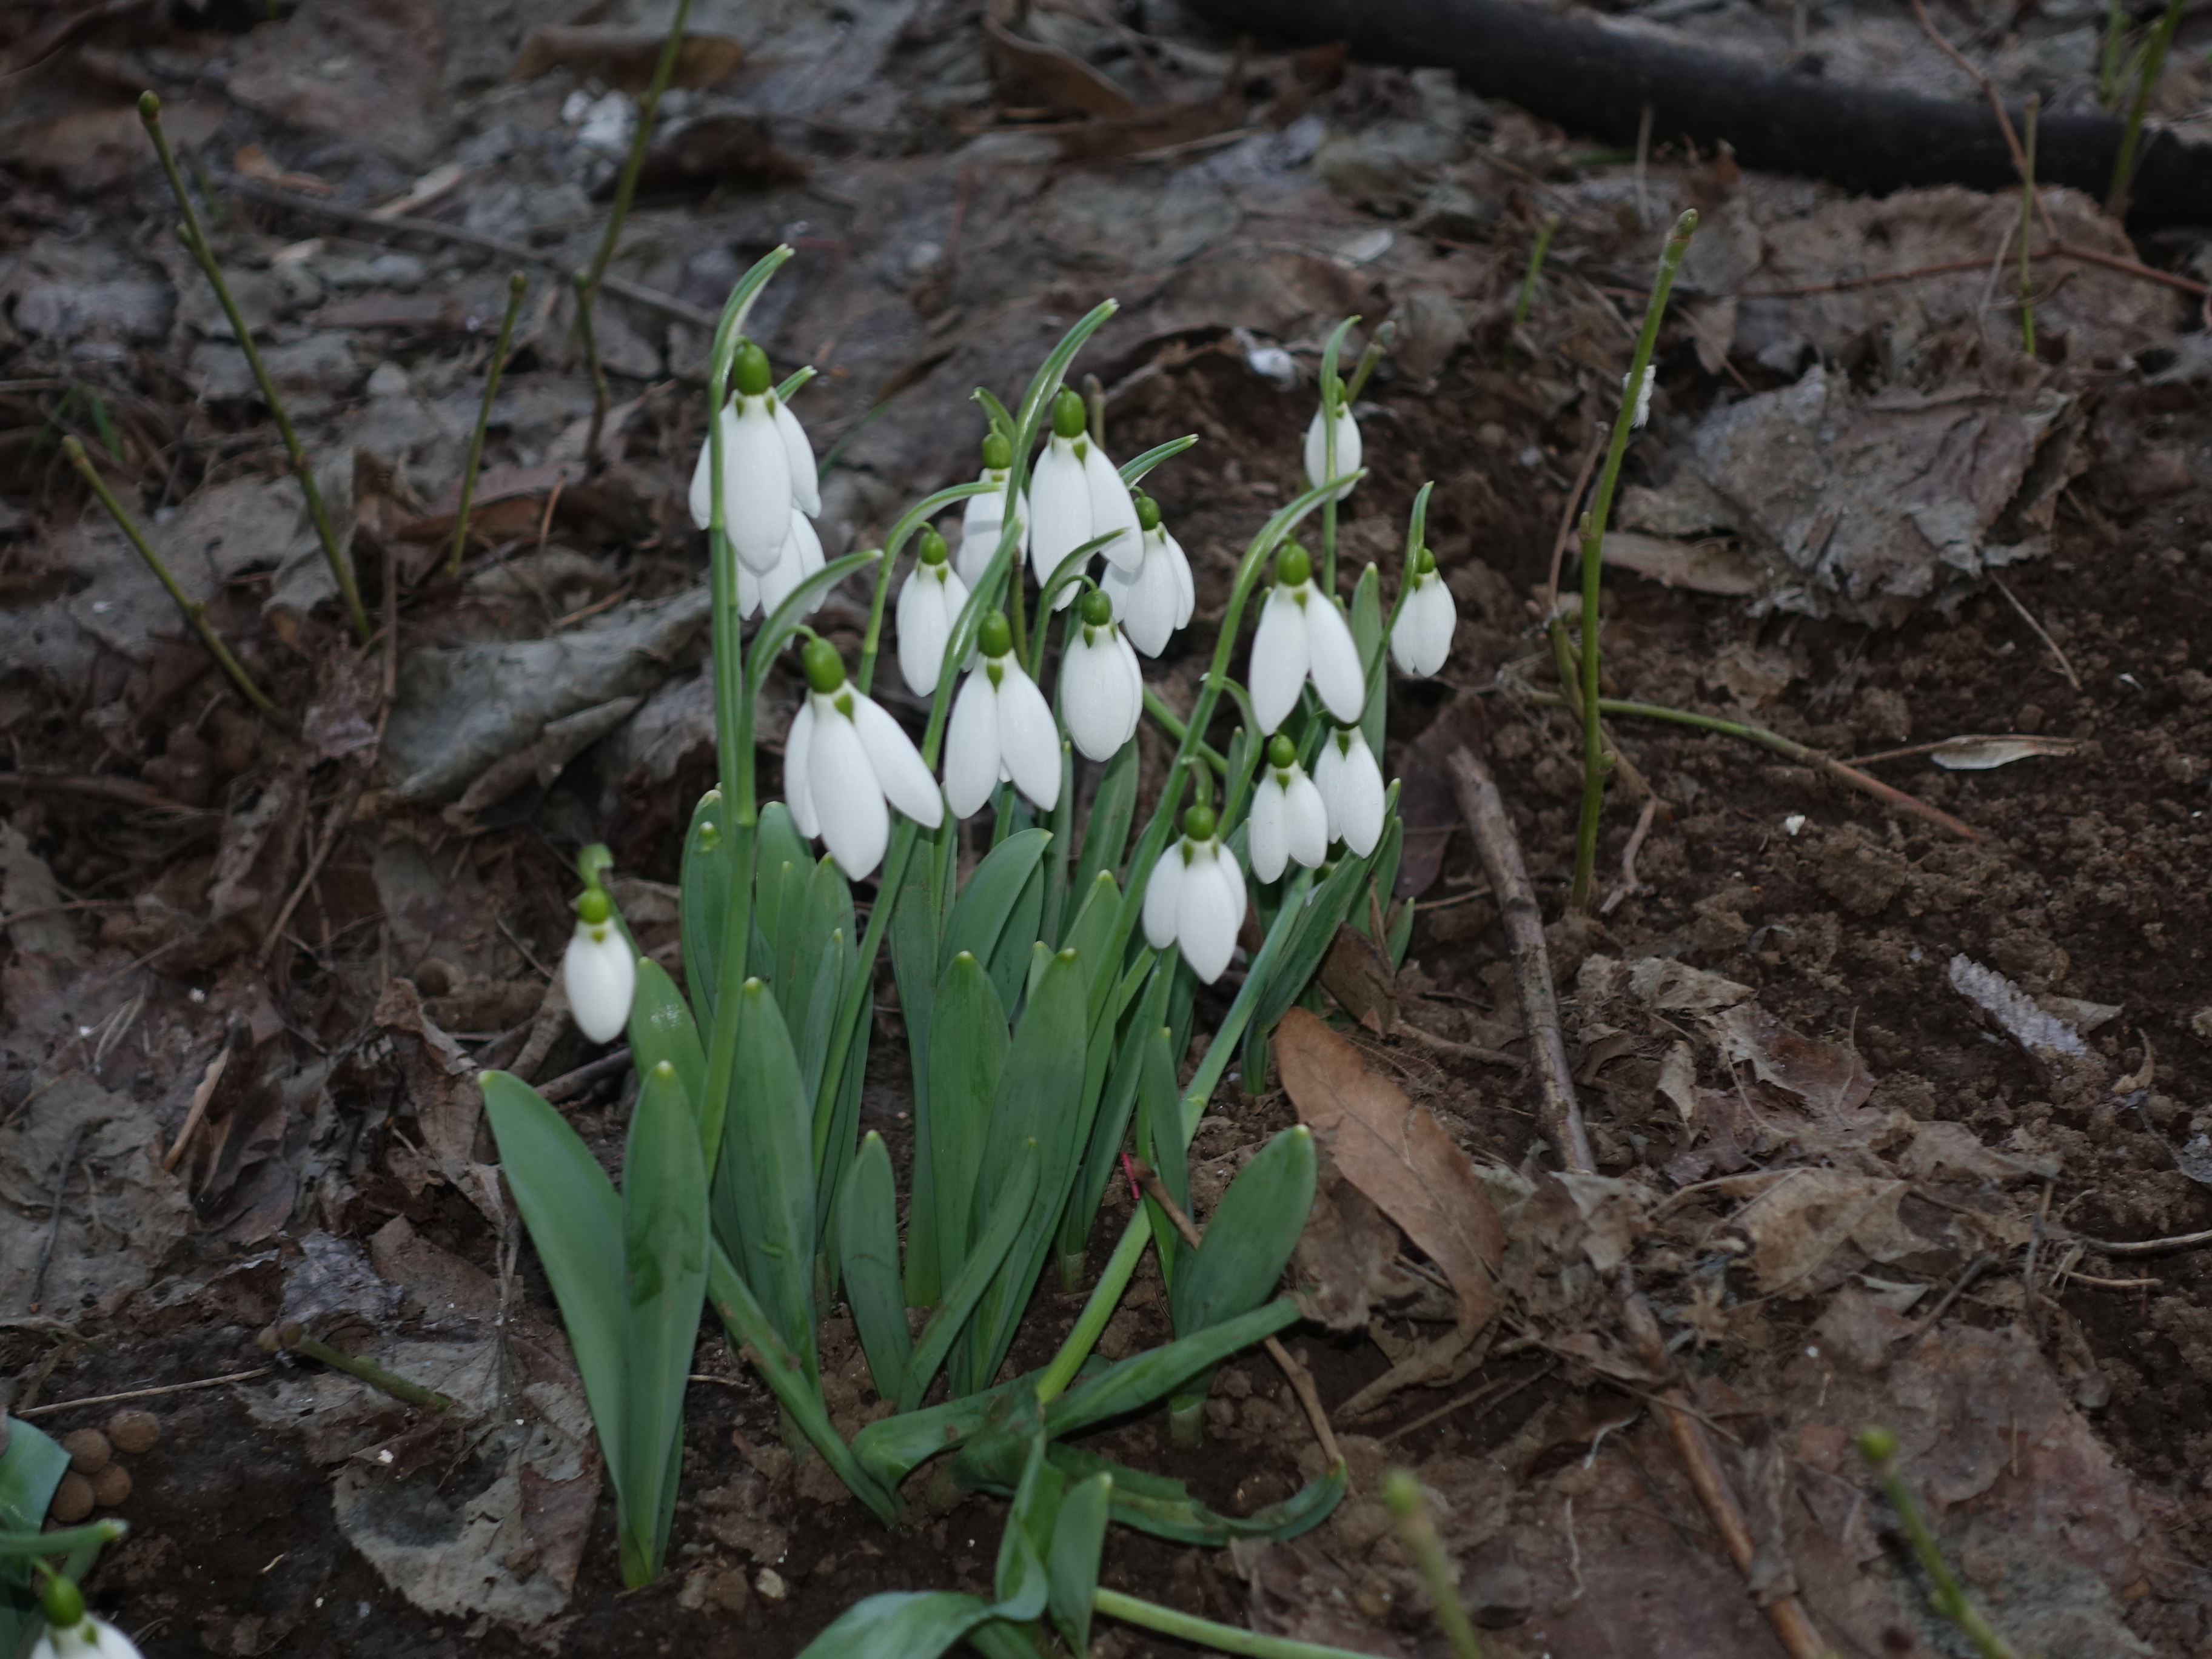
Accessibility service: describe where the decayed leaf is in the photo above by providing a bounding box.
[1710,1003,1874,1122]
[1316,925,1397,1034]
[1925,734,2098,770]
[983,18,1139,118]
[1290,1156,1437,1332]
[506,25,745,90]
[1729,1170,1922,1293]
[1276,1009,1504,1340]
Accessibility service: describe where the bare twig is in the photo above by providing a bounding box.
[1989,574,2082,690]
[15,1369,276,1418]
[1543,429,1606,616]
[29,1124,87,1312]
[1742,241,2211,301]
[1601,794,1660,915]
[1906,0,2060,242]
[538,1047,633,1104]
[1392,1022,1524,1070]
[163,1046,231,1172]
[2066,1225,2212,1257]
[259,771,369,964]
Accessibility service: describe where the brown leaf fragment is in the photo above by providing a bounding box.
[1711,1002,1874,1121]
[1290,1156,1429,1332]
[983,18,1139,118]
[1316,925,1397,1034]
[506,26,745,90]
[1276,1009,1504,1340]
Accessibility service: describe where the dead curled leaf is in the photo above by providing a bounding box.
[1276,1008,1504,1341]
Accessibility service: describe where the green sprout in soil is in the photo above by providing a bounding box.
[1384,1469,1486,1659]
[448,270,529,578]
[2018,94,2040,358]
[1504,212,1561,370]
[1858,1427,2026,1659]
[2108,0,2185,216]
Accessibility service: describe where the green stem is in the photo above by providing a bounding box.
[0,1521,126,1560]
[1862,1443,2021,1659]
[578,0,694,469]
[2109,0,2184,216]
[2018,96,2039,358]
[271,1324,454,1412]
[1504,213,1561,370]
[1036,1207,1151,1404]
[449,272,528,578]
[1570,209,1698,912]
[138,93,369,642]
[1384,1471,1486,1659]
[1140,688,1227,775]
[858,481,1016,694]
[1093,1588,1388,1659]
[62,438,287,728]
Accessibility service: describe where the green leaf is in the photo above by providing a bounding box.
[1045,1297,1302,1439]
[792,1591,996,1659]
[985,860,1047,1013]
[1059,954,1171,1272]
[1053,1444,1346,1545]
[1056,870,1119,990]
[482,1072,628,1477]
[1070,741,1139,914]
[941,828,1050,975]
[618,1061,710,1587]
[0,1417,76,1659]
[1170,1126,1315,1337]
[1250,840,1375,1034]
[754,803,809,962]
[892,856,941,1307]
[926,952,1008,1288]
[1047,1472,1112,1654]
[898,1138,1037,1413]
[706,1242,899,1524]
[713,980,818,1381]
[679,790,729,1022]
[993,1427,1056,1621]
[1350,561,1386,756]
[837,1133,911,1399]
[858,1364,1040,1491]
[626,959,708,1153]
[797,922,846,1109]
[1135,1020,1191,1292]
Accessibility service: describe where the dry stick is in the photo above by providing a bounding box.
[1129,1159,1343,1469]
[576,0,694,470]
[15,1369,275,1419]
[2018,94,2041,357]
[258,769,370,964]
[1989,572,2082,690]
[62,438,287,728]
[1601,793,1660,915]
[163,1047,231,1172]
[138,94,370,643]
[1444,740,1832,1659]
[263,1321,456,1413]
[447,272,528,578]
[1907,0,2060,243]
[1541,429,1606,616]
[2069,1225,2212,1256]
[28,1124,85,1312]
[1744,241,2210,300]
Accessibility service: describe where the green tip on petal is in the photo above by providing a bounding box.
[918,527,949,566]
[1414,546,1438,577]
[1267,734,1298,769]
[1134,494,1161,532]
[979,610,1014,659]
[652,1060,677,1082]
[39,1574,85,1631]
[732,340,772,397]
[1856,1426,1899,1465]
[1050,387,1088,439]
[802,636,847,694]
[1275,543,1312,588]
[137,90,161,119]
[1079,588,1113,626]
[575,887,613,925]
[980,431,1011,469]
[1181,803,1216,842]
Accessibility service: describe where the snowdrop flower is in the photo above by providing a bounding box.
[737,506,825,622]
[1389,546,1454,677]
[1029,388,1141,603]
[1315,724,1386,857]
[1059,589,1143,762]
[1248,734,1328,883]
[1624,364,1654,429]
[1101,494,1195,657]
[1302,397,1361,501]
[943,611,1062,817]
[786,637,945,878]
[896,528,970,697]
[564,885,635,1044]
[957,432,1030,591]
[1142,803,1246,984]
[1249,543,1366,734]
[688,341,817,573]
[31,1578,140,1659]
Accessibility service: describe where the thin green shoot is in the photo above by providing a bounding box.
[2109,0,2185,216]
[1384,1470,1485,1659]
[1570,209,1697,913]
[137,92,369,642]
[1093,1587,1387,1658]
[2098,0,2132,109]
[448,271,528,578]
[1857,1428,2025,1659]
[263,1319,455,1411]
[2018,95,2039,357]
[1504,213,1561,370]
[1315,315,1358,594]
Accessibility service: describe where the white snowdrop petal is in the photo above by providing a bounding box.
[1284,770,1329,870]
[1104,538,1175,656]
[809,706,891,877]
[942,673,1002,819]
[1164,529,1195,628]
[1177,846,1244,984]
[1301,406,1362,499]
[896,570,943,697]
[34,1617,146,1659]
[736,559,765,620]
[686,405,736,530]
[1336,732,1386,857]
[772,396,820,517]
[1398,577,1455,677]
[1081,441,1142,572]
[1249,777,1289,883]
[1313,735,1344,843]
[728,398,796,572]
[994,662,1063,811]
[851,694,943,830]
[1111,629,1145,748]
[757,509,823,620]
[564,922,636,1043]
[785,699,819,837]
[1028,438,1091,589]
[1304,595,1368,724]
[1142,843,1184,950]
[1061,634,1133,763]
[1248,585,1311,734]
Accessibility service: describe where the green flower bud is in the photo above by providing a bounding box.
[918,527,949,566]
[1050,387,1087,439]
[575,886,612,925]
[1079,588,1113,627]
[1267,734,1298,769]
[732,340,771,398]
[39,1574,85,1631]
[1181,803,1217,842]
[1275,543,1312,588]
[1134,494,1162,532]
[1856,1426,1899,1465]
[802,635,846,694]
[979,611,1014,659]
[1413,546,1438,577]
[981,432,1012,470]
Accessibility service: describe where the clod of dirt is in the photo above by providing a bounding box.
[48,1471,93,1523]
[89,1463,132,1507]
[106,1410,161,1455]
[61,1428,111,1474]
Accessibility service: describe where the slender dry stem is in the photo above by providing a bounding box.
[2018,95,2040,356]
[448,271,529,577]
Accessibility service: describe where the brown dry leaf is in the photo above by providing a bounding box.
[1729,1170,1919,1293]
[983,18,1139,117]
[1316,925,1397,1034]
[1276,1008,1504,1340]
[506,26,745,90]
[1710,1003,1874,1122]
[1290,1156,1434,1332]
[1923,733,2099,770]
[1601,529,1770,596]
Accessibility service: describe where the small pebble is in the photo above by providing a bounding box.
[49,1472,94,1524]
[61,1429,112,1475]
[107,1410,160,1455]
[756,1567,787,1603]
[90,1463,132,1507]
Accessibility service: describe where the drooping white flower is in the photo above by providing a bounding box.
[564,890,636,1043]
[1301,400,1362,500]
[1248,543,1366,734]
[688,341,809,574]
[1142,804,1246,984]
[1247,735,1329,883]
[957,432,1030,591]
[30,1580,141,1659]
[1624,364,1654,429]
[1389,546,1455,677]
[1314,724,1386,857]
[786,638,945,878]
[737,506,825,622]
[1101,493,1195,657]
[942,611,1062,817]
[1030,388,1141,605]
[1059,589,1143,762]
[896,528,970,697]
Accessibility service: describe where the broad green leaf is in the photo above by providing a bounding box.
[1042,742,1074,945]
[859,1365,1040,1490]
[814,1010,871,1264]
[0,1418,81,1659]
[1250,843,1373,1034]
[678,790,729,1021]
[1135,1021,1190,1292]
[985,859,1047,1013]
[789,856,855,1024]
[1059,955,1171,1273]
[797,923,845,1107]
[753,802,809,954]
[898,1138,1037,1413]
[1053,1444,1346,1544]
[1056,870,1118,990]
[942,828,1050,973]
[927,952,1008,1287]
[1045,1296,1301,1439]
[481,1072,627,1476]
[706,1243,898,1524]
[791,1591,994,1659]
[626,960,706,1153]
[992,1427,1055,1621]
[837,1133,911,1399]
[1170,1126,1315,1337]
[1070,741,1138,905]
[1047,1472,1112,1654]
[618,1061,710,1587]
[893,855,941,1306]
[713,980,817,1381]
[1350,562,1386,756]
